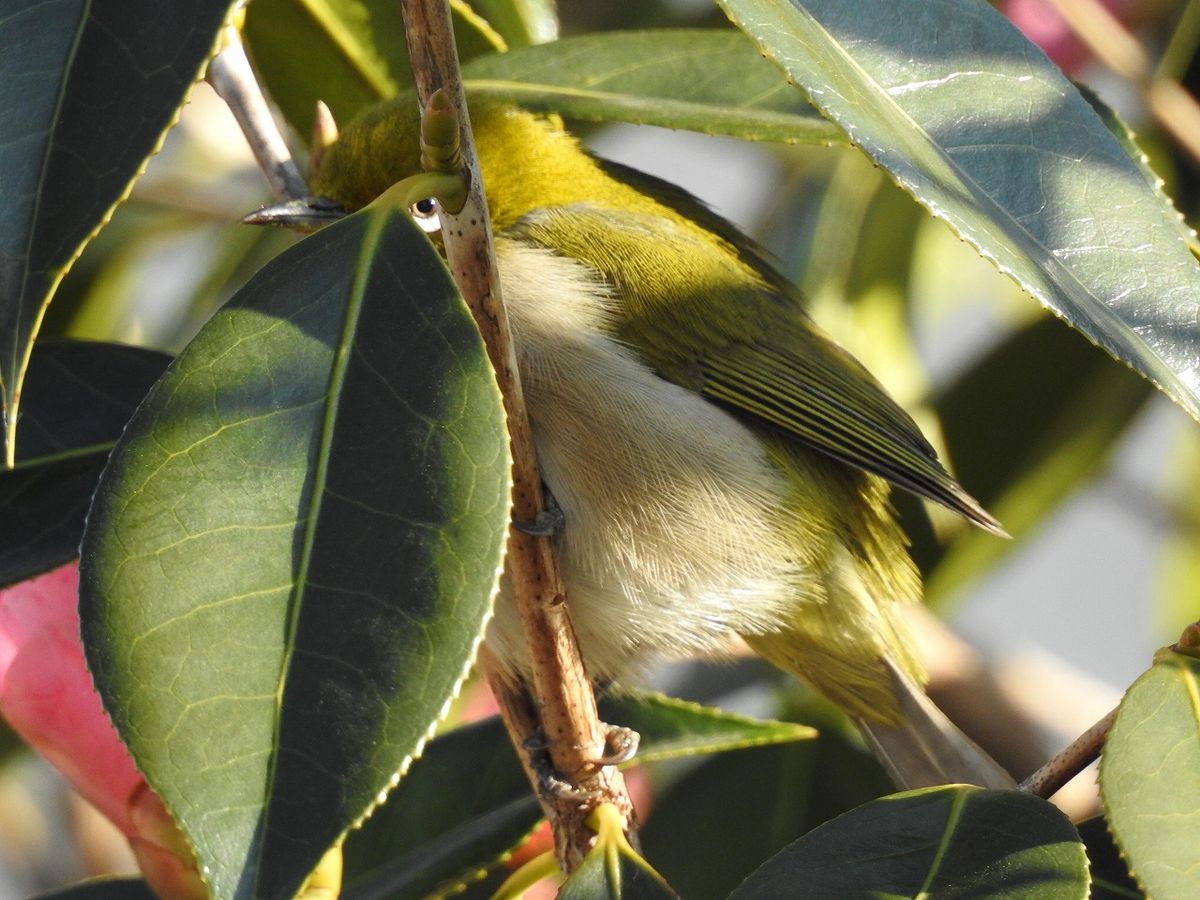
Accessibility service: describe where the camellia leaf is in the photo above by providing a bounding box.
[243,0,504,138]
[719,0,1200,423]
[0,340,171,588]
[461,29,842,145]
[729,785,1088,899]
[78,204,511,900]
[0,0,236,464]
[1100,635,1200,900]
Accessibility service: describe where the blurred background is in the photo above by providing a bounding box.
[4,0,1200,896]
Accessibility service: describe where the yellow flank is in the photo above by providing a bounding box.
[307,92,996,728]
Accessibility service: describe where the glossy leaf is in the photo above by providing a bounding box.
[729,785,1088,899]
[923,314,1151,602]
[0,341,170,587]
[558,804,677,900]
[0,0,235,462]
[1100,642,1200,900]
[461,30,842,144]
[78,205,511,900]
[243,0,504,137]
[720,0,1200,423]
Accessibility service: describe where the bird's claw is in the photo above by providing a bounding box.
[512,490,565,537]
[524,723,641,803]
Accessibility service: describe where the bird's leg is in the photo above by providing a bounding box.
[512,486,565,537]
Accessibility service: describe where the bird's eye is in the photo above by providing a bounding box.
[410,197,441,234]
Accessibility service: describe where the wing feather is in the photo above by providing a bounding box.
[506,198,1003,536]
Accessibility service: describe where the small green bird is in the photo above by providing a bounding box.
[250,93,1012,789]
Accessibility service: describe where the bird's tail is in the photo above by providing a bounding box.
[855,656,1014,790]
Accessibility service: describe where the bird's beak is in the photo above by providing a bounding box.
[242,196,347,233]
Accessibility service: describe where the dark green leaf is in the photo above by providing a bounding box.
[558,804,677,899]
[1077,816,1143,900]
[78,205,511,900]
[342,717,538,900]
[0,340,170,587]
[461,30,842,144]
[600,691,815,763]
[1100,645,1200,900]
[729,785,1088,899]
[243,0,503,137]
[720,0,1200,423]
[923,314,1151,601]
[0,0,235,461]
[33,879,156,900]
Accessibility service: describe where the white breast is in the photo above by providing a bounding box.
[484,241,816,681]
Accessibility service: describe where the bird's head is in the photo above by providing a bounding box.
[247,92,648,235]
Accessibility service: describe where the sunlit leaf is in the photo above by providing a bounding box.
[0,341,170,588]
[720,0,1200,423]
[1101,640,1200,900]
[78,204,511,900]
[0,0,236,462]
[461,30,842,144]
[729,785,1088,898]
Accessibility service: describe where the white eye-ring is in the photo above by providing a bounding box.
[410,197,442,234]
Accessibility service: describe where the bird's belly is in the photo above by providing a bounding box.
[484,242,811,681]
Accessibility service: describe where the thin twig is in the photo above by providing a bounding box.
[206,23,308,201]
[1019,708,1117,799]
[398,0,634,871]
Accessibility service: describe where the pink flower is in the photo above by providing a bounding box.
[0,564,205,898]
[1003,0,1136,74]
[0,564,142,836]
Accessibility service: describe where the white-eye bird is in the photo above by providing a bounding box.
[249,94,1013,790]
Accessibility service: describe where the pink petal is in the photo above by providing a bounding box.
[0,564,143,836]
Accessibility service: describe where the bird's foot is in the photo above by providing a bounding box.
[523,723,641,802]
[512,489,565,537]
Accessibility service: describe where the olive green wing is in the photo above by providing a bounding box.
[506,202,1003,535]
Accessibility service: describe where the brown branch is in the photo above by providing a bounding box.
[1019,708,1117,800]
[206,23,308,202]
[397,0,634,870]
